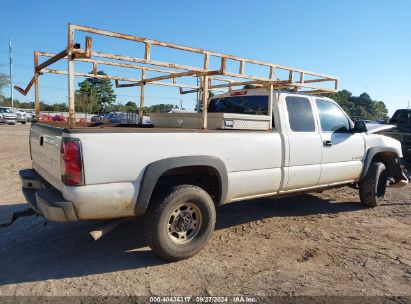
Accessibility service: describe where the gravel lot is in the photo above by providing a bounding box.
[0,123,410,297]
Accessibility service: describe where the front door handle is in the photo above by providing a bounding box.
[323,140,332,147]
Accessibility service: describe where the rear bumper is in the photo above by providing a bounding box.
[19,169,77,222]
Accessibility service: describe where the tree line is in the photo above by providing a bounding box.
[323,90,388,121]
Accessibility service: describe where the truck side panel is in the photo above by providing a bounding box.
[70,131,283,206]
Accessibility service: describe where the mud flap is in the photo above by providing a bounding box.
[0,204,35,227]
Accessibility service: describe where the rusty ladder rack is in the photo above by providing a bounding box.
[14,24,339,129]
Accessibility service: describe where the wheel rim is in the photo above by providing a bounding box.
[167,202,202,244]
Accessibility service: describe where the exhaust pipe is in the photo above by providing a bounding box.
[89,219,129,241]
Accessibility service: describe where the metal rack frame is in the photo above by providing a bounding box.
[15,24,339,129]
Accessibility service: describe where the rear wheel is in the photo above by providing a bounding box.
[144,185,216,261]
[359,161,387,207]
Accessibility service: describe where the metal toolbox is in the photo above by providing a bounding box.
[149,112,270,130]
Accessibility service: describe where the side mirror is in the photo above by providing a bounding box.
[353,121,368,133]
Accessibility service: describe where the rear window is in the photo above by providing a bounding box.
[208,96,268,115]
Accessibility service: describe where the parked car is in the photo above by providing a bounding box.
[23,110,35,122]
[90,115,103,122]
[52,115,68,122]
[14,109,28,124]
[20,89,408,261]
[108,112,128,124]
[39,114,53,121]
[0,107,17,125]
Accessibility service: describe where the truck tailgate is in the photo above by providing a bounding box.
[30,123,64,190]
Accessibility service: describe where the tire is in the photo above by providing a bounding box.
[144,184,216,261]
[21,121,26,124]
[359,161,387,207]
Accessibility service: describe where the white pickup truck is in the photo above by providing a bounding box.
[20,89,408,261]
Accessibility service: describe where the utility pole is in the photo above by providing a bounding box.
[196,77,200,112]
[9,38,14,109]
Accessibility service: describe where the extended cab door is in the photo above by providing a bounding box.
[283,95,322,190]
[314,98,365,184]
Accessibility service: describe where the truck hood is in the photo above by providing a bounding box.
[365,123,396,134]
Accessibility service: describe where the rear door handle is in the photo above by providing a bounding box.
[323,140,332,147]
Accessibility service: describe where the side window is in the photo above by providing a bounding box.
[316,99,350,132]
[286,96,316,132]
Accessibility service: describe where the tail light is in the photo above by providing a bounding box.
[61,138,84,186]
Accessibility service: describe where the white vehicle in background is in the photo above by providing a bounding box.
[14,109,28,124]
[0,107,17,125]
[22,110,35,122]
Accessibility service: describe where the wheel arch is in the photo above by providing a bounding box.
[135,156,228,216]
[359,147,400,181]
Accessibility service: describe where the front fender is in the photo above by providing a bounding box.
[359,146,400,181]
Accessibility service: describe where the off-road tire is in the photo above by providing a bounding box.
[359,161,387,207]
[144,185,216,261]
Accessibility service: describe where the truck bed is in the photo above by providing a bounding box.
[35,121,271,133]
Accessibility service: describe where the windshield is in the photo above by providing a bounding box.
[208,96,268,115]
[0,108,13,114]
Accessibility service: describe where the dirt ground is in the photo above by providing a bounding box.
[0,123,410,297]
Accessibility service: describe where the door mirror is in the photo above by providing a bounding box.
[353,121,368,133]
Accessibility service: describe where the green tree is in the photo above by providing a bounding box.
[324,90,388,120]
[52,103,68,112]
[125,101,137,111]
[0,72,8,94]
[144,104,177,113]
[76,71,116,113]
[75,92,98,116]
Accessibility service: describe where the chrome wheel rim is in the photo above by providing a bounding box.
[167,203,202,244]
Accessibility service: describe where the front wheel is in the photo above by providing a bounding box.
[144,185,216,261]
[359,161,387,207]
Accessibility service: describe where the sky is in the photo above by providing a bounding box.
[0,0,410,116]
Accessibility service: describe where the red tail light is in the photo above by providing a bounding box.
[230,90,247,96]
[61,138,84,186]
